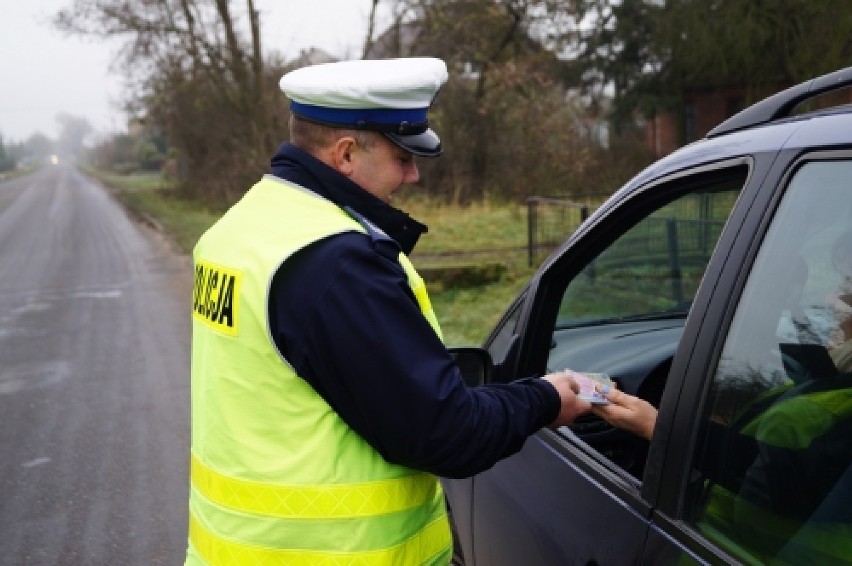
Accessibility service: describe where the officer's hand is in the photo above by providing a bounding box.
[591,386,658,441]
[542,370,593,428]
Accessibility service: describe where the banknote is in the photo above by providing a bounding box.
[570,371,613,404]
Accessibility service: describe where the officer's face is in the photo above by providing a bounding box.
[348,135,420,203]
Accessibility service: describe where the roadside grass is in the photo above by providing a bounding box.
[82,166,221,255]
[400,195,531,254]
[86,167,539,345]
[398,195,537,345]
[0,164,40,181]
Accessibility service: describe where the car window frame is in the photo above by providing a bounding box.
[481,157,757,509]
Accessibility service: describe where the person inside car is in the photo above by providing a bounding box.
[828,229,852,373]
[585,231,852,562]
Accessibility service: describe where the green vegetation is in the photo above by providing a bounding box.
[429,277,531,346]
[0,163,39,181]
[402,196,531,254]
[399,197,539,344]
[0,134,16,172]
[87,168,538,346]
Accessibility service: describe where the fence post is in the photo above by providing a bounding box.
[666,218,684,305]
[700,192,711,256]
[527,197,537,267]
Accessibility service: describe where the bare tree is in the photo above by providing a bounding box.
[55,0,283,205]
[362,0,382,59]
[367,0,607,203]
[56,0,633,206]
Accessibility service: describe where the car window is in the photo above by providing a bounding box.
[686,159,852,564]
[547,169,745,477]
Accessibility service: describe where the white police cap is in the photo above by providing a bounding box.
[279,57,448,157]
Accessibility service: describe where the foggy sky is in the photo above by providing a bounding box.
[0,0,385,143]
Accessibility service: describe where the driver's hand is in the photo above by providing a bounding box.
[591,386,658,441]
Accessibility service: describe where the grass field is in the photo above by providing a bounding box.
[85,168,540,346]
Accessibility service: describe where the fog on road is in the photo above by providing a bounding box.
[0,165,192,564]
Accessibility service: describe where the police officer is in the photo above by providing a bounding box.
[186,57,591,565]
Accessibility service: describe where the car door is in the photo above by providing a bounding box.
[463,158,756,565]
[642,150,852,565]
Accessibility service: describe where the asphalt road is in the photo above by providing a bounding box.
[0,165,192,565]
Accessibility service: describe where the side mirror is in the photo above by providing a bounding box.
[449,346,493,387]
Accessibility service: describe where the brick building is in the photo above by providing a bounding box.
[645,87,746,158]
[647,84,852,158]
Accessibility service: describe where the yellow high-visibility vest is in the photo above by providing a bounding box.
[186,175,451,565]
[699,385,852,564]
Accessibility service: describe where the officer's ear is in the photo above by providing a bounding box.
[331,136,358,176]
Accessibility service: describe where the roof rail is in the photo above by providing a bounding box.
[706,66,852,138]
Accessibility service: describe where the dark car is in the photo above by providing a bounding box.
[444,67,852,565]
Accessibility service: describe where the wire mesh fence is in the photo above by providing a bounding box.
[526,197,592,266]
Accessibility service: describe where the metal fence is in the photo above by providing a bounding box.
[589,215,727,306]
[526,197,592,266]
[526,192,730,269]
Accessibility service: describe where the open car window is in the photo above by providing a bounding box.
[555,190,737,330]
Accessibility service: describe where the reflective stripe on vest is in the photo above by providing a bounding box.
[740,388,852,449]
[189,514,451,566]
[699,386,852,563]
[701,484,852,564]
[191,453,438,519]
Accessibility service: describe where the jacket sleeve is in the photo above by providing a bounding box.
[269,233,560,478]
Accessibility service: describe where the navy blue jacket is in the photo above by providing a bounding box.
[267,143,559,478]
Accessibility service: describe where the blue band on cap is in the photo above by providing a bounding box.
[290,101,429,134]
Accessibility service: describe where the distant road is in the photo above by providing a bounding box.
[0,165,192,565]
